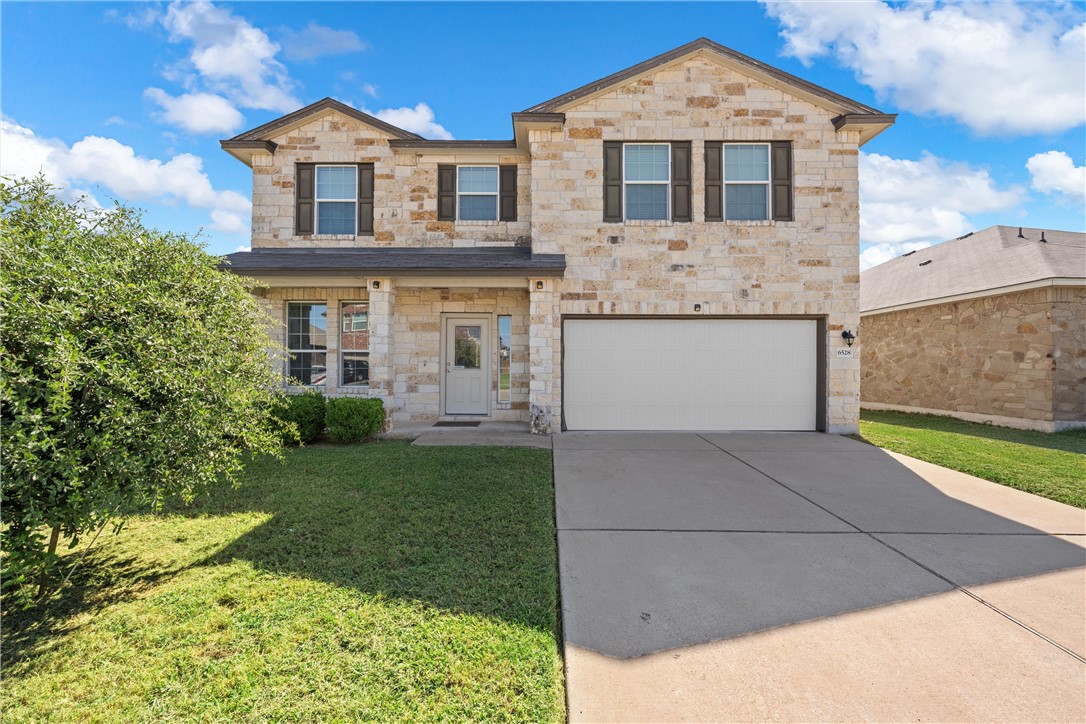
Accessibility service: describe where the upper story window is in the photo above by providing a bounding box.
[437,164,518,222]
[457,166,499,221]
[623,144,670,221]
[603,141,691,223]
[724,145,770,221]
[294,163,375,236]
[316,166,357,234]
[706,141,793,222]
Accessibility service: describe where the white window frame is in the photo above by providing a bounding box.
[286,301,328,387]
[339,300,369,388]
[315,164,357,235]
[456,165,499,221]
[723,143,772,221]
[622,143,671,222]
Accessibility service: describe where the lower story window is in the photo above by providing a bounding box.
[287,302,327,385]
[340,301,369,386]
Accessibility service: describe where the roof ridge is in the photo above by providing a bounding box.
[522,37,885,115]
[226,97,424,142]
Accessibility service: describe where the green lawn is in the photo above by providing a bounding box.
[857,410,1086,508]
[2,442,564,722]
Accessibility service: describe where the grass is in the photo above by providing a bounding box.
[857,410,1086,508]
[1,442,564,722]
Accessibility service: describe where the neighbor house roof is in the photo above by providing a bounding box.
[219,246,566,277]
[860,226,1086,314]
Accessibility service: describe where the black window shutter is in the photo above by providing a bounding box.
[357,163,374,235]
[295,163,315,234]
[771,141,793,222]
[499,165,517,222]
[603,141,622,222]
[437,165,456,221]
[704,142,723,222]
[671,142,691,222]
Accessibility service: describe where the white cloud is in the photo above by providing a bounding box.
[0,117,250,233]
[860,241,932,272]
[763,1,1086,135]
[1026,150,1086,203]
[105,6,162,30]
[278,22,367,61]
[367,102,453,140]
[859,151,1023,248]
[234,244,252,253]
[145,88,245,134]
[161,1,298,113]
[360,83,378,98]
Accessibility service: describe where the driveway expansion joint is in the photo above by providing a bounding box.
[694,433,1086,664]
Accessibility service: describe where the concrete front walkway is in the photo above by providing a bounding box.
[554,432,1086,722]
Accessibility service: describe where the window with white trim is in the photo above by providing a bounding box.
[287,302,327,386]
[623,144,670,220]
[724,144,770,221]
[340,302,369,387]
[316,166,357,234]
[457,166,499,221]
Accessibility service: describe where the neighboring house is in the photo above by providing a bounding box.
[860,226,1086,432]
[220,38,894,434]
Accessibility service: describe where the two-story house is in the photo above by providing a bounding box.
[220,38,894,434]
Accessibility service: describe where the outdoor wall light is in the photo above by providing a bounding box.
[371,280,381,290]
[693,303,703,313]
[841,330,856,347]
[535,280,544,290]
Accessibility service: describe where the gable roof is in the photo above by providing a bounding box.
[860,226,1086,314]
[221,98,422,163]
[523,37,885,117]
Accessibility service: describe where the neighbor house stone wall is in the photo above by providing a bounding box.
[861,286,1086,430]
[388,287,530,423]
[527,53,863,432]
[250,110,531,248]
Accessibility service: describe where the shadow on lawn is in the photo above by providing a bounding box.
[1,551,179,672]
[861,410,1086,454]
[181,443,559,633]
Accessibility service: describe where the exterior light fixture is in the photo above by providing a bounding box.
[693,303,702,313]
[841,330,856,347]
[371,280,381,290]
[535,280,544,290]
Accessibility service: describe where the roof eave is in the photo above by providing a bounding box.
[223,98,423,148]
[219,140,278,167]
[511,112,566,149]
[221,265,565,278]
[832,113,898,146]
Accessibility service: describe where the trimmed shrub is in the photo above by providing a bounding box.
[276,390,326,444]
[325,398,385,443]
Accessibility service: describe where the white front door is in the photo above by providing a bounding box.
[443,317,490,415]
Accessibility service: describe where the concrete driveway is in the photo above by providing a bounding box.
[554,432,1086,722]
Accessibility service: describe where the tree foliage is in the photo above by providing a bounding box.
[1,178,284,604]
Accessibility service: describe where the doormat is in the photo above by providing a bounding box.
[433,421,481,428]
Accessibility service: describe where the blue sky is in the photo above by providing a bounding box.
[2,1,1083,268]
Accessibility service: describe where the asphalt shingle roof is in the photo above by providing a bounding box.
[860,226,1085,313]
[219,246,566,276]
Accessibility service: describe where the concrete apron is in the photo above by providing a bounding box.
[553,433,1085,723]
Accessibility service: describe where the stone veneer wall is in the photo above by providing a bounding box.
[388,287,530,423]
[526,54,863,432]
[254,286,372,396]
[250,111,531,248]
[860,286,1086,429]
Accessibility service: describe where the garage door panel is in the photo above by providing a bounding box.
[564,319,817,431]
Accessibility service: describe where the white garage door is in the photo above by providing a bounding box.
[563,318,818,431]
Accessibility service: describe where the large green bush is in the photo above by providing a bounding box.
[275,390,326,444]
[0,177,285,605]
[325,398,385,443]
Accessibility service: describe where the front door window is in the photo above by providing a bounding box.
[453,325,482,369]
